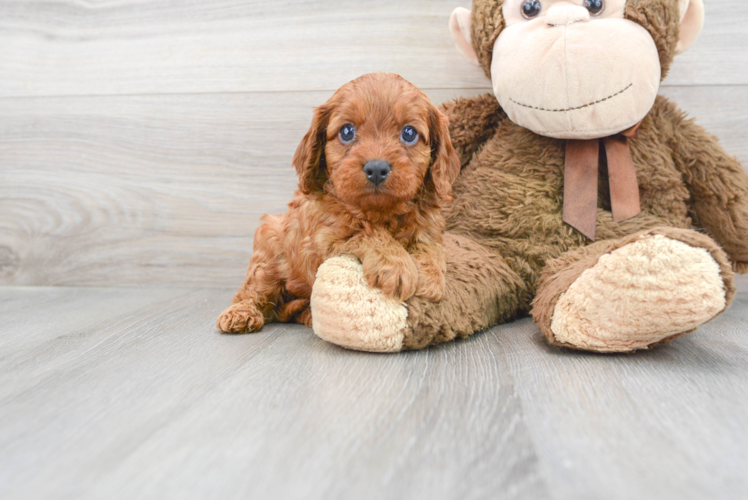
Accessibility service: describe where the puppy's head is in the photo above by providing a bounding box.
[293,73,460,216]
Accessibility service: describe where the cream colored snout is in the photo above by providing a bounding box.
[546,5,590,26]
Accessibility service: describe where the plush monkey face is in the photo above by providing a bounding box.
[450,0,705,140]
[495,0,661,139]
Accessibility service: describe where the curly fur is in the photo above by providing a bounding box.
[217,73,460,333]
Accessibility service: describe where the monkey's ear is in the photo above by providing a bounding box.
[449,7,480,66]
[676,0,704,54]
[293,105,331,194]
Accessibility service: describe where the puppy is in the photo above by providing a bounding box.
[217,72,460,333]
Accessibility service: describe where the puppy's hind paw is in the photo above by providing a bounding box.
[217,302,265,334]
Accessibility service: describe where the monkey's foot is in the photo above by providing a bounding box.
[548,233,730,352]
[310,255,408,353]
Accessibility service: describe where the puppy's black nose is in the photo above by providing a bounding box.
[363,160,391,186]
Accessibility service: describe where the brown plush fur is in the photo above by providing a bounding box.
[217,73,460,333]
[401,232,525,350]
[397,0,746,350]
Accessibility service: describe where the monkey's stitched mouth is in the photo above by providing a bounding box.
[509,83,633,113]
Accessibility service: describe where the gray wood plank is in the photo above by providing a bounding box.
[0,0,746,98]
[0,0,482,98]
[0,286,547,500]
[2,85,746,287]
[497,300,748,500]
[0,285,747,499]
[0,287,227,400]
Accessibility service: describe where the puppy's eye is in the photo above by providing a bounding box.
[339,124,356,144]
[401,125,418,145]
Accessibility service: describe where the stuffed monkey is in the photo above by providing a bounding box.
[310,0,748,353]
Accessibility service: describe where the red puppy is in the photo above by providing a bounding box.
[217,73,460,333]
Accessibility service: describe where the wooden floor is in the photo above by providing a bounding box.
[2,0,748,498]
[1,284,747,500]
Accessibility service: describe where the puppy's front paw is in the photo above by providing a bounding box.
[364,256,419,302]
[416,270,446,302]
[217,301,265,333]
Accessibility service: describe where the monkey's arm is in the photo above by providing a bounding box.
[668,103,748,272]
[439,93,504,167]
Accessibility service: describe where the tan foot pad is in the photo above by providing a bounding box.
[551,235,727,352]
[310,255,407,353]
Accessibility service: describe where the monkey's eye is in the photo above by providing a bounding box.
[401,125,418,145]
[339,124,356,144]
[521,0,542,19]
[584,0,604,15]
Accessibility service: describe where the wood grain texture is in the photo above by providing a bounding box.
[0,0,482,97]
[0,0,747,98]
[1,2,746,498]
[0,286,547,500]
[0,284,746,499]
[1,86,746,287]
[497,297,748,500]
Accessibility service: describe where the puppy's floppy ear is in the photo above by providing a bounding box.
[428,106,461,204]
[293,104,333,194]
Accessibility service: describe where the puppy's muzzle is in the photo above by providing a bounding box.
[363,160,391,186]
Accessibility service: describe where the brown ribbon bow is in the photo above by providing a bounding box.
[563,122,642,241]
